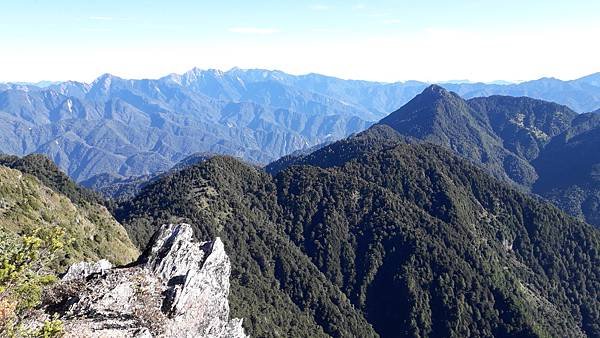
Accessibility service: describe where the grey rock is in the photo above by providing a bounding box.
[61,259,112,281]
[46,223,247,338]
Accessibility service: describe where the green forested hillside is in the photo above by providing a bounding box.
[116,157,376,338]
[0,165,138,269]
[117,127,600,337]
[370,87,600,231]
[0,153,105,206]
[275,138,600,337]
[533,112,600,227]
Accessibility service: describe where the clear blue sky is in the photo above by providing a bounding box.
[1,0,599,82]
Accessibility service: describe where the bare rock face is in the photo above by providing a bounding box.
[61,259,113,281]
[44,223,246,338]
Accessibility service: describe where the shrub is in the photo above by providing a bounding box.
[0,227,67,337]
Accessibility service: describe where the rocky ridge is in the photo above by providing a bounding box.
[42,223,246,338]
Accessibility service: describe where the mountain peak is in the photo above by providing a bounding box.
[374,83,541,185]
[93,73,115,83]
[179,67,202,81]
[90,73,121,93]
[185,67,205,76]
[206,68,225,77]
[424,83,446,92]
[180,68,226,83]
[420,84,455,100]
[378,84,470,135]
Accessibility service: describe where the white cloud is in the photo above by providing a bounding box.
[228,27,279,35]
[352,4,366,10]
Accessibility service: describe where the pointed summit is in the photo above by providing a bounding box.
[87,73,126,100]
[184,67,203,77]
[92,73,115,85]
[423,83,449,94]
[419,84,461,101]
[379,84,465,134]
[89,73,118,92]
[179,67,204,84]
[377,84,537,186]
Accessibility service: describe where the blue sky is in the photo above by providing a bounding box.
[1,0,599,82]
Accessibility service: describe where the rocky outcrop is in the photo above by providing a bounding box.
[42,223,246,338]
[61,259,113,281]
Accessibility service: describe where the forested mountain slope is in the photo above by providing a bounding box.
[0,153,105,206]
[374,87,600,229]
[117,126,600,337]
[467,95,577,161]
[0,163,138,268]
[116,156,377,338]
[263,84,600,233]
[532,112,600,227]
[379,85,538,186]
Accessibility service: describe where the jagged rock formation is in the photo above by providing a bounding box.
[43,223,246,338]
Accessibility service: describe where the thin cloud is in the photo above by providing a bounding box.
[311,28,347,33]
[383,19,402,25]
[352,4,366,10]
[89,16,114,21]
[228,27,279,35]
[309,4,330,11]
[367,13,388,18]
[87,16,133,22]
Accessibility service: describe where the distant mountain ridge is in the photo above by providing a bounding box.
[0,69,377,181]
[4,69,600,113]
[1,68,600,183]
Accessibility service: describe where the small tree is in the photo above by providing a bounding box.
[0,226,67,337]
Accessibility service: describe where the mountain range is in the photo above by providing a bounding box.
[63,78,600,231]
[2,81,600,336]
[3,120,600,337]
[1,69,600,182]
